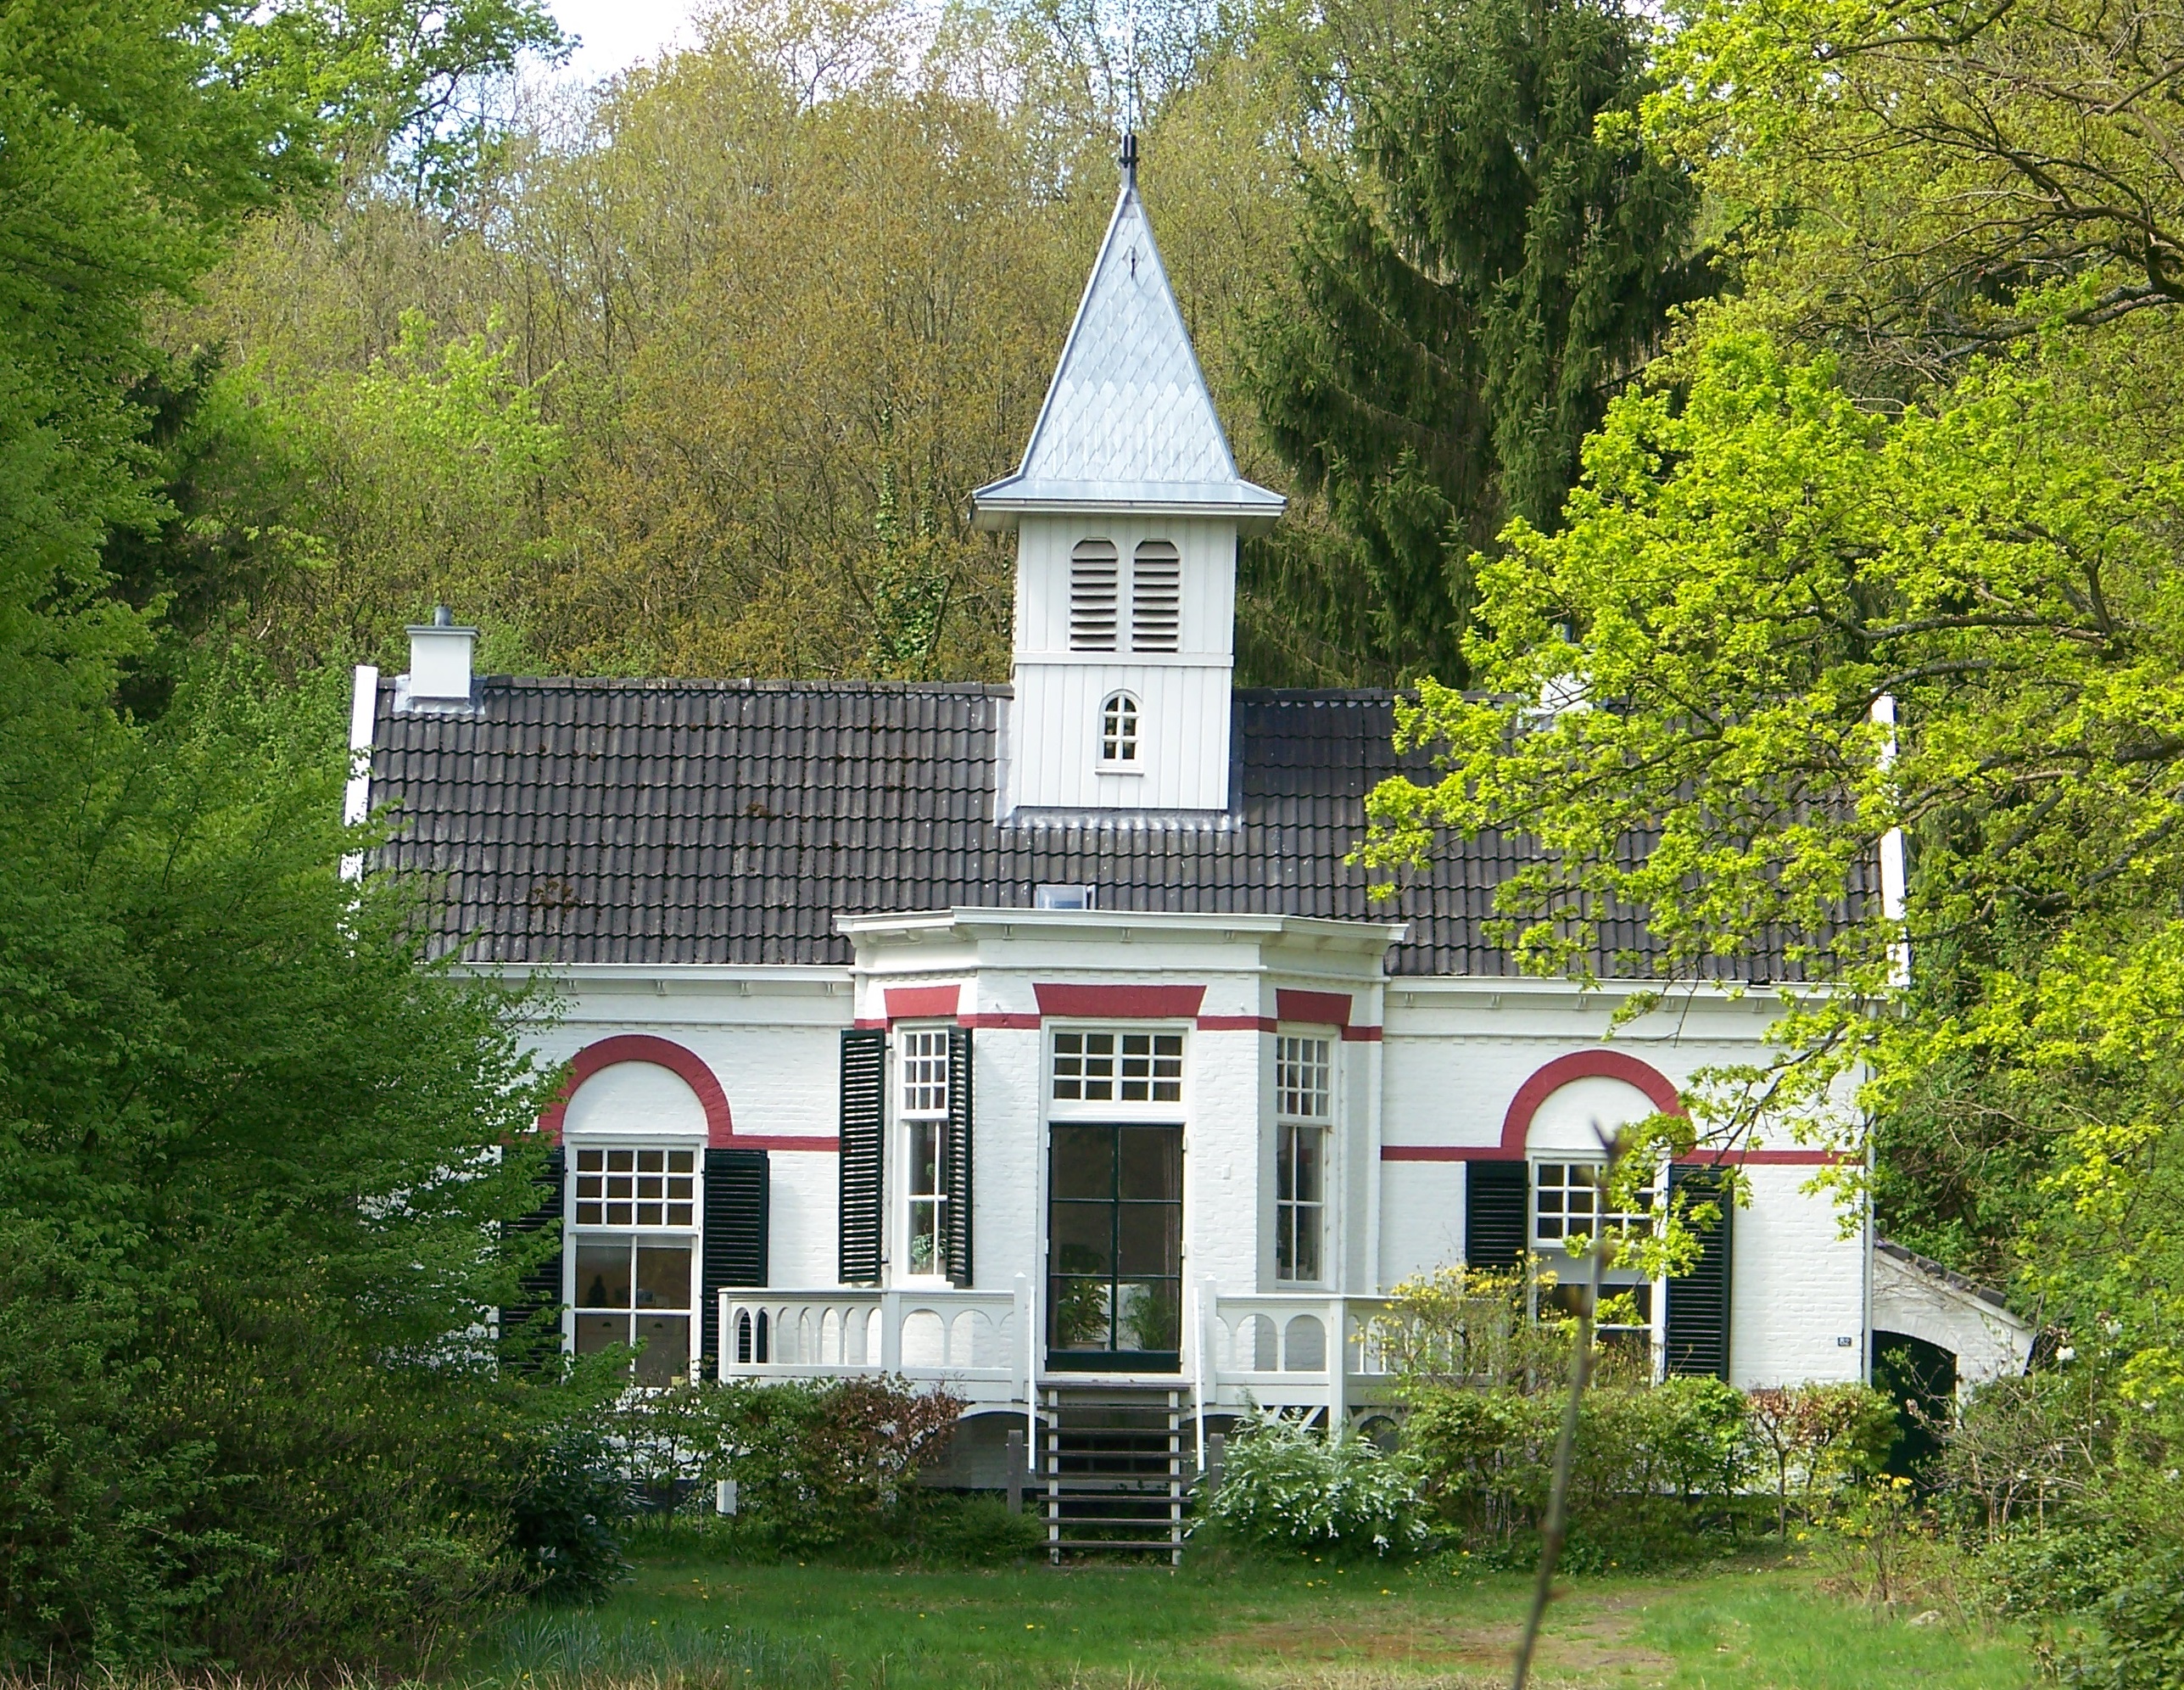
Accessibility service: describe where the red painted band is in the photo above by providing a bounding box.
[962,1011,1042,1030]
[1276,988,1353,1028]
[885,984,962,1021]
[1677,1150,1854,1166]
[1342,1024,1383,1043]
[1499,1049,1683,1157]
[1382,1145,1514,1161]
[539,1033,736,1148]
[1196,1015,1276,1032]
[735,1134,841,1153]
[1034,983,1207,1019]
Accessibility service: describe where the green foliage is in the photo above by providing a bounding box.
[1246,0,1710,681]
[507,1426,635,1605]
[609,1379,964,1557]
[1403,1376,1754,1565]
[1746,1384,1899,1536]
[907,1494,1047,1567]
[1201,1414,1429,1557]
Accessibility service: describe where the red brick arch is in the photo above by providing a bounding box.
[1498,1049,1684,1158]
[538,1033,735,1147]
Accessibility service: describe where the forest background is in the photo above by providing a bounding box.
[13,0,2184,1676]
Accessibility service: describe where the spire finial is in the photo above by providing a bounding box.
[1120,131,1139,183]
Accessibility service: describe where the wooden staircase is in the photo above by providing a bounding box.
[1039,1385,1187,1564]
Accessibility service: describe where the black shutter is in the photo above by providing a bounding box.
[1465,1160,1529,1271]
[944,1027,974,1287]
[1665,1164,1734,1379]
[839,1027,885,1284]
[701,1148,768,1376]
[500,1143,565,1371]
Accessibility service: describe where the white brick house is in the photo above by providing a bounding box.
[349,151,2028,1510]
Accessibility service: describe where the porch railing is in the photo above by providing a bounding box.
[716,1283,1400,1423]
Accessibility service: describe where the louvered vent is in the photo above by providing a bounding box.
[1070,540,1119,651]
[1131,541,1181,652]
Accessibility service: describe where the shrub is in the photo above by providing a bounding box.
[912,1494,1046,1565]
[1745,1382,1897,1535]
[1401,1375,1753,1565]
[1200,1414,1428,1557]
[506,1424,633,1604]
[610,1377,963,1555]
[2066,1553,2184,1690]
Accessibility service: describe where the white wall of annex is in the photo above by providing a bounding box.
[1186,1025,1264,1295]
[1731,1165,1868,1389]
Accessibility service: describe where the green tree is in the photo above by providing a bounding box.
[1246,0,1710,682]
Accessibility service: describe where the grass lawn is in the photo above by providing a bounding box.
[470,1542,2036,1690]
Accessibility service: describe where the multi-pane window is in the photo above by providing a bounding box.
[1130,541,1181,652]
[570,1144,699,1385]
[1533,1161,1653,1252]
[574,1146,695,1225]
[1070,540,1119,650]
[901,1028,950,1275]
[1276,1036,1332,1283]
[1100,691,1140,764]
[1053,1029,1182,1104]
[1534,1160,1655,1339]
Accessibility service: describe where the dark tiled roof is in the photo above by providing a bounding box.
[366,677,1828,977]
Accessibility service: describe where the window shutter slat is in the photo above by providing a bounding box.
[701,1148,768,1375]
[945,1027,974,1286]
[839,1027,885,1284]
[1664,1165,1734,1379]
[500,1144,565,1372]
[1464,1160,1528,1271]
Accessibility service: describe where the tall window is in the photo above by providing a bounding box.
[1276,1035,1331,1282]
[1534,1160,1656,1339]
[1100,692,1139,764]
[1130,540,1181,651]
[570,1146,698,1385]
[900,1028,950,1275]
[1070,539,1119,650]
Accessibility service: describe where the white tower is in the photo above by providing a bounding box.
[973,143,1283,814]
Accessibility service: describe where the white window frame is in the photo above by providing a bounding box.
[1047,1023,1187,1119]
[1098,691,1142,770]
[1530,1156,1662,1352]
[896,1025,952,1281]
[565,1139,704,1385]
[1274,1032,1332,1285]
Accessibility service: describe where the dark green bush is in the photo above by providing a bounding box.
[910,1494,1046,1565]
[506,1426,634,1604]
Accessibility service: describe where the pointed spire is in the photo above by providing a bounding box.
[971,164,1285,534]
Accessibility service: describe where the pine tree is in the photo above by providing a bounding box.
[1248,0,1711,681]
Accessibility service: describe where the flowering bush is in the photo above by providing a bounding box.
[1200,1414,1430,1556]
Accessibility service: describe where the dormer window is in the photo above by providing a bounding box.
[1100,691,1140,765]
[1131,541,1180,652]
[1070,540,1119,651]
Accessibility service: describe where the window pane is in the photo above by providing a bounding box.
[1051,1202,1114,1276]
[668,1150,695,1173]
[639,1149,663,1172]
[1117,1128,1181,1200]
[1051,1278,1113,1350]
[607,1148,634,1172]
[1117,1204,1181,1276]
[574,1312,629,1354]
[635,1245,690,1310]
[578,1149,604,1171]
[1293,1209,1321,1283]
[908,1200,941,1273]
[1294,1128,1324,1203]
[908,1120,942,1197]
[1115,1280,1181,1352]
[575,1242,631,1309]
[633,1314,690,1385]
[1051,1126,1114,1200]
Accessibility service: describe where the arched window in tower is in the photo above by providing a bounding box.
[1131,540,1181,652]
[1070,540,1119,651]
[1100,691,1141,765]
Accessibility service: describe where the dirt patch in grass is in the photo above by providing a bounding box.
[1211,1587,1672,1684]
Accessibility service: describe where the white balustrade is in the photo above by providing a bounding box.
[719,1284,1028,1407]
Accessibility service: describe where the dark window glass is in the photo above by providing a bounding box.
[1048,1123,1181,1366]
[1051,1125,1115,1199]
[575,1242,631,1310]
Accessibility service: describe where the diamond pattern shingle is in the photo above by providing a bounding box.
[367,678,1841,978]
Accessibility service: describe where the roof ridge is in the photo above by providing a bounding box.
[377,674,1014,697]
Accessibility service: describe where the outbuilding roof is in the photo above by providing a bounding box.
[364,675,1839,978]
[970,174,1285,531]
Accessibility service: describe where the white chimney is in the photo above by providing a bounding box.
[404,606,478,708]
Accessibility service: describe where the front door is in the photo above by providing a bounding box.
[1047,1122,1182,1371]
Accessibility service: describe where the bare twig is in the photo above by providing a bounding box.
[1511,1131,1620,1690]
